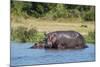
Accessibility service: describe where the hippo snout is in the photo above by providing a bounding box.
[30,43,37,48]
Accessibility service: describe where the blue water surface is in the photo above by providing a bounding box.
[11,42,95,66]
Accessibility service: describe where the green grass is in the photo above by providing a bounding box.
[84,31,95,43]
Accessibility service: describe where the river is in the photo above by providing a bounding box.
[11,42,95,66]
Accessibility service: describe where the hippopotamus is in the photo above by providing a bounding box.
[30,41,45,49]
[44,31,86,49]
[30,41,52,49]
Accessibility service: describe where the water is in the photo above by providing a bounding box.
[11,42,95,66]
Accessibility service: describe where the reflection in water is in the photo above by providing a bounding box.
[11,42,95,66]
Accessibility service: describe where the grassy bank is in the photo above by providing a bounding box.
[11,29,95,43]
[11,1,95,44]
[11,16,95,33]
[11,16,95,43]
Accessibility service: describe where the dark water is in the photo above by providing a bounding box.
[11,42,95,66]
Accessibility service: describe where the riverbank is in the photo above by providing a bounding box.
[11,17,95,43]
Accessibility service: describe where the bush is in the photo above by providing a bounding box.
[11,27,38,42]
[11,1,32,18]
[82,10,95,21]
[31,32,45,43]
[11,27,27,42]
[67,9,80,18]
[85,31,95,43]
[45,4,68,20]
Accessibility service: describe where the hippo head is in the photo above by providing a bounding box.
[44,32,57,48]
[30,43,37,48]
[30,41,45,49]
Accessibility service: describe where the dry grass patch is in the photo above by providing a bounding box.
[11,17,95,36]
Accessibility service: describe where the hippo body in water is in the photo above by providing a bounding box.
[30,42,45,49]
[31,31,86,49]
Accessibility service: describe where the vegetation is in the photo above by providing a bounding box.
[11,1,95,43]
[11,27,45,42]
[11,1,95,21]
[85,31,95,43]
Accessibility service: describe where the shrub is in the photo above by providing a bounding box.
[11,27,37,42]
[67,9,80,18]
[45,4,68,19]
[85,31,95,43]
[82,10,95,21]
[31,32,45,43]
[11,27,45,43]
